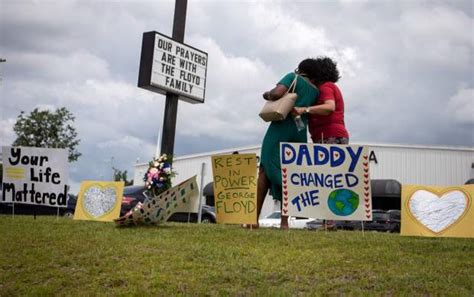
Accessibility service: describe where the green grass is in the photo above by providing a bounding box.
[0,215,472,296]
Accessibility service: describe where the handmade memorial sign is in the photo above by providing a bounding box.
[211,153,258,225]
[281,143,372,220]
[74,181,124,222]
[401,185,473,238]
[2,146,68,207]
[115,175,199,226]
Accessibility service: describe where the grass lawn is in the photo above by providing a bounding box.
[0,215,473,296]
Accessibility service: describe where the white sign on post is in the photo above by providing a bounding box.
[138,31,208,104]
[280,143,372,221]
[1,146,69,207]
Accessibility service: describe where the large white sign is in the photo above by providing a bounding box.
[281,143,372,221]
[138,31,208,104]
[2,146,69,207]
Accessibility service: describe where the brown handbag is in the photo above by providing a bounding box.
[259,74,298,122]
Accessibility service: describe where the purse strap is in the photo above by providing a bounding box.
[287,73,298,93]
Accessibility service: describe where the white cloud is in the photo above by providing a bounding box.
[177,36,271,142]
[10,51,110,82]
[0,118,16,146]
[447,87,474,124]
[400,6,473,70]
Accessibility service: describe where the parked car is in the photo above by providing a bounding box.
[167,205,216,223]
[258,211,315,229]
[306,219,337,231]
[120,185,148,216]
[334,220,354,230]
[351,209,401,233]
[258,211,283,228]
[62,194,78,218]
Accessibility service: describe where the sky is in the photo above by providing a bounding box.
[1,0,473,193]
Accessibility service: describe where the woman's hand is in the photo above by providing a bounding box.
[292,107,305,116]
[262,91,271,100]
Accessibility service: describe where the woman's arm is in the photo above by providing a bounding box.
[293,100,336,116]
[262,84,288,101]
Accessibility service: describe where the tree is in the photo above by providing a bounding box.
[12,107,81,162]
[113,167,133,186]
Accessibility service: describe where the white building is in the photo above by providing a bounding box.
[134,143,474,219]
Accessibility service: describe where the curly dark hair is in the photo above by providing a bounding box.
[298,57,340,83]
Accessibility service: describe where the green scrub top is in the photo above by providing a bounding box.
[260,72,319,202]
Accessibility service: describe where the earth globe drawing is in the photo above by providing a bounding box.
[327,189,359,216]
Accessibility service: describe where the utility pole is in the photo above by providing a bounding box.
[161,0,188,160]
[0,58,6,84]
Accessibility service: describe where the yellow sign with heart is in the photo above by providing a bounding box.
[401,185,473,238]
[74,181,124,222]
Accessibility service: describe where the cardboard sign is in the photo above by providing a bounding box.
[74,181,124,222]
[2,146,69,207]
[401,185,473,238]
[115,175,199,226]
[281,143,372,220]
[138,31,208,104]
[211,153,257,225]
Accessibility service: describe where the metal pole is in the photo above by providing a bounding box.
[197,162,205,223]
[160,0,188,158]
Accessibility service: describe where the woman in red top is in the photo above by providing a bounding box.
[293,57,349,144]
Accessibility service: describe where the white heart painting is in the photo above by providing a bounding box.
[408,190,468,233]
[83,186,118,218]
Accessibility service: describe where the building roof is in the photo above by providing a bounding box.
[136,142,474,167]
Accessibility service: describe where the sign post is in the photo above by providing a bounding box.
[162,0,187,157]
[138,0,208,161]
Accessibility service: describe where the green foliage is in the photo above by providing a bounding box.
[113,167,133,186]
[12,107,81,162]
[0,215,473,296]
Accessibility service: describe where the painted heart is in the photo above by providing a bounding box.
[282,168,287,173]
[283,191,288,196]
[284,202,288,207]
[409,190,468,233]
[363,155,368,160]
[363,162,368,166]
[283,185,287,189]
[83,186,117,218]
[285,150,291,157]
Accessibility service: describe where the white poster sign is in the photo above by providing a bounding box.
[2,146,69,207]
[281,143,372,221]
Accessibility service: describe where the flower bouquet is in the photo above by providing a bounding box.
[143,154,176,197]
